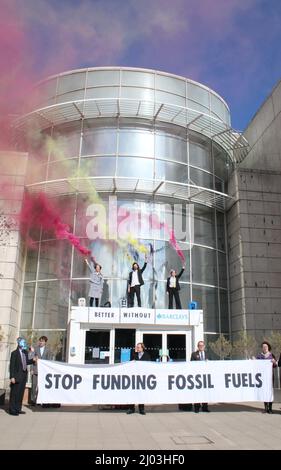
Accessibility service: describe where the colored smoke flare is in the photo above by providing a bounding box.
[148,214,185,263]
[20,192,91,256]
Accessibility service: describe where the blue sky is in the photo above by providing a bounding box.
[1,0,281,131]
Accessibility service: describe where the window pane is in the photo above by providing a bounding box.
[118,130,153,157]
[218,252,227,288]
[122,70,154,87]
[38,240,71,280]
[71,279,90,307]
[56,90,84,103]
[87,70,120,87]
[117,157,153,178]
[192,286,219,332]
[156,75,186,96]
[25,249,38,281]
[155,133,187,162]
[216,211,226,251]
[121,87,154,101]
[220,290,229,333]
[82,126,117,155]
[192,246,217,285]
[189,142,212,171]
[187,83,209,107]
[155,90,186,107]
[193,206,216,248]
[80,156,116,177]
[156,160,188,183]
[34,281,69,329]
[213,145,232,181]
[190,167,213,189]
[50,123,81,160]
[85,87,119,99]
[20,284,35,329]
[47,158,78,180]
[211,93,227,121]
[154,241,190,282]
[57,72,86,94]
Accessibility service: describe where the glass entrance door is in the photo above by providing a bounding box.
[85,330,110,364]
[142,333,163,362]
[114,328,135,363]
[141,331,189,362]
[167,334,186,361]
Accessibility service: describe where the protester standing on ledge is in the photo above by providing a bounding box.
[85,257,104,307]
[127,343,151,415]
[128,257,147,307]
[166,266,185,309]
[256,341,277,414]
[9,337,35,416]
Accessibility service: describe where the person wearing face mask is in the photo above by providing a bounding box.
[9,337,35,416]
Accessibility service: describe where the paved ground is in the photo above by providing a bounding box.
[1,401,281,450]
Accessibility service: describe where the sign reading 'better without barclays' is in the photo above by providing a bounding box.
[71,307,202,326]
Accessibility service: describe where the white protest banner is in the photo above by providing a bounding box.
[37,360,273,405]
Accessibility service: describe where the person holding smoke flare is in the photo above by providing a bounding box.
[166,265,185,309]
[85,256,104,307]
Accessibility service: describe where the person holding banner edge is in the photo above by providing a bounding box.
[191,340,210,413]
[127,342,151,415]
[256,341,277,414]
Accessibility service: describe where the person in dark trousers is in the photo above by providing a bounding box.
[9,337,35,416]
[166,266,185,309]
[128,258,147,307]
[191,340,210,413]
[30,336,53,406]
[127,343,151,415]
[256,341,277,414]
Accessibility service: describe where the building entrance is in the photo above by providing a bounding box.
[85,330,110,364]
[141,331,188,362]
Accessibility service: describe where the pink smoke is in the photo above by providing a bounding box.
[148,214,185,263]
[20,192,91,256]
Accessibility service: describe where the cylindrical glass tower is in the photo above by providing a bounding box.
[16,67,247,358]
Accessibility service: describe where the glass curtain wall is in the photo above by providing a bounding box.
[20,119,230,356]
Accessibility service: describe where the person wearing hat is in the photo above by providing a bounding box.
[9,337,35,416]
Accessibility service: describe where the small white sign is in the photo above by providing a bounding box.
[92,348,100,359]
[100,351,110,359]
[88,308,120,323]
[120,308,155,324]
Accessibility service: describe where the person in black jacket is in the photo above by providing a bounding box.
[127,343,151,415]
[166,266,185,309]
[9,337,35,416]
[128,258,147,307]
[191,341,210,413]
